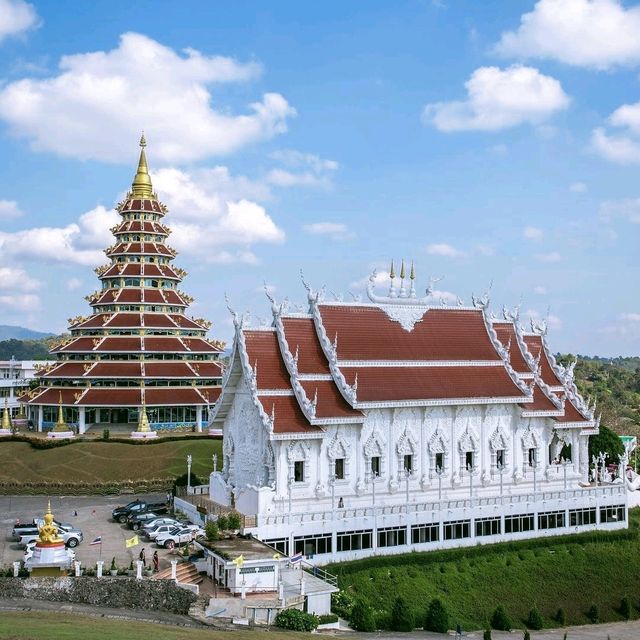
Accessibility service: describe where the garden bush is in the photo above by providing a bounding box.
[227,511,242,529]
[318,613,339,624]
[620,597,631,619]
[424,598,449,633]
[524,630,530,640]
[350,599,376,632]
[527,607,543,630]
[274,609,318,631]
[391,597,414,631]
[587,604,599,624]
[216,515,228,531]
[556,608,566,625]
[204,521,219,541]
[491,605,512,631]
[483,627,491,640]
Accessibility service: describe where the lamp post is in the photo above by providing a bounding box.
[329,474,336,513]
[561,457,569,494]
[212,453,218,473]
[288,474,293,523]
[404,469,411,514]
[498,462,504,498]
[532,458,538,501]
[436,465,444,503]
[371,471,378,508]
[468,462,475,503]
[186,454,193,492]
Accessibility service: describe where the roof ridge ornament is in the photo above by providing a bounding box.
[472,281,492,309]
[131,133,154,198]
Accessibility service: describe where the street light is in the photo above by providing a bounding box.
[404,468,411,514]
[497,461,505,498]
[467,461,476,502]
[329,474,336,513]
[212,453,218,473]
[186,454,193,492]
[435,464,445,503]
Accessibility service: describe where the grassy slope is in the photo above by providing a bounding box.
[0,440,222,483]
[329,509,640,630]
[0,611,304,640]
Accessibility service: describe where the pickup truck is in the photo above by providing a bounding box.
[18,524,83,548]
[155,526,205,549]
[12,518,71,540]
[111,500,169,524]
[127,512,160,531]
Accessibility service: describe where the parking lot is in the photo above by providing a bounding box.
[0,494,184,571]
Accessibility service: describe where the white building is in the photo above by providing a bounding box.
[208,268,627,565]
[0,358,54,419]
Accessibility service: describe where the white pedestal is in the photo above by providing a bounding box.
[130,431,158,440]
[96,560,104,578]
[0,429,12,437]
[208,427,223,437]
[47,431,75,439]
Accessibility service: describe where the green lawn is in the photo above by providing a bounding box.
[0,611,303,640]
[329,508,640,631]
[0,439,222,483]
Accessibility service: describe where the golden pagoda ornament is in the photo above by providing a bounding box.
[0,398,12,435]
[131,382,157,439]
[47,392,75,440]
[25,500,73,576]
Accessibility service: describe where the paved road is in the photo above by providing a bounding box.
[0,493,178,571]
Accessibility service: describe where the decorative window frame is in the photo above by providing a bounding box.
[458,428,479,475]
[428,428,449,479]
[364,430,386,483]
[327,431,352,483]
[521,424,539,470]
[287,440,311,487]
[489,425,509,475]
[396,428,418,480]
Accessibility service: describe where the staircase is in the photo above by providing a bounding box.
[153,561,203,588]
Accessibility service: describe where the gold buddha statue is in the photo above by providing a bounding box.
[38,501,62,544]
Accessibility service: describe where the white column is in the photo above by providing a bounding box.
[196,405,203,433]
[12,561,20,577]
[136,560,144,579]
[96,561,104,578]
[74,561,81,577]
[78,407,86,434]
[170,559,178,580]
[37,405,44,432]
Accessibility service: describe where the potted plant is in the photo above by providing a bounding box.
[127,560,135,577]
[109,557,118,577]
[145,565,154,577]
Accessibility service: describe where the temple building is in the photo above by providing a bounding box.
[206,267,627,564]
[25,137,223,433]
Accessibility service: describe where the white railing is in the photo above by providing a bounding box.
[260,484,625,526]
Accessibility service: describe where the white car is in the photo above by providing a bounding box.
[155,526,205,549]
[145,522,180,541]
[143,517,179,532]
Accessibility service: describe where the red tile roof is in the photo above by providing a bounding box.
[493,323,531,374]
[318,305,502,362]
[300,380,363,419]
[522,335,563,387]
[282,317,330,374]
[244,330,290,389]
[521,383,560,412]
[258,395,322,434]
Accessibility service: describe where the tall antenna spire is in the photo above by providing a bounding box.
[131,133,154,198]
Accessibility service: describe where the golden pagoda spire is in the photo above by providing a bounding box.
[389,260,395,279]
[53,391,68,433]
[400,259,406,280]
[410,261,415,280]
[131,133,154,198]
[1,398,11,431]
[138,380,150,432]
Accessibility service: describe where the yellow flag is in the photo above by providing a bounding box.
[125,535,139,548]
[273,553,281,560]
[232,554,244,568]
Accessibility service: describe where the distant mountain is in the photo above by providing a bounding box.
[0,325,53,341]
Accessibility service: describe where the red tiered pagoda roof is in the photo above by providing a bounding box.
[27,136,223,422]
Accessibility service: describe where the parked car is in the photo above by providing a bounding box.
[144,522,181,541]
[142,517,179,531]
[19,524,83,548]
[127,512,160,531]
[155,526,205,549]
[12,518,72,540]
[111,500,168,524]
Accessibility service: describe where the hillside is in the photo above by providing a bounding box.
[0,324,53,341]
[556,354,640,438]
[0,336,59,360]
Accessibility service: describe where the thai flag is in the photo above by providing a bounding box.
[290,551,303,564]
[89,536,102,545]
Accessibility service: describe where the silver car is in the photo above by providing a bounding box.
[144,522,180,541]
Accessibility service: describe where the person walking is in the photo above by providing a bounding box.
[139,548,146,568]
[153,550,159,573]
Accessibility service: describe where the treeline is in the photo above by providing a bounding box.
[557,354,640,437]
[0,337,56,360]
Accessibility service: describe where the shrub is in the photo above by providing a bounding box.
[350,599,376,632]
[483,627,492,640]
[205,521,219,541]
[318,613,339,624]
[556,608,566,626]
[620,597,631,619]
[274,608,318,631]
[524,630,531,640]
[332,590,355,618]
[391,597,414,631]
[216,515,229,531]
[527,607,543,630]
[491,605,512,631]
[102,428,110,440]
[109,557,117,571]
[227,511,242,530]
[424,598,449,633]
[587,604,599,624]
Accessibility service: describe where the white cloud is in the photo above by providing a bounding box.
[303,222,354,241]
[569,181,587,193]
[0,0,39,42]
[535,251,562,263]
[599,198,640,224]
[270,149,339,173]
[591,127,640,164]
[426,243,464,257]
[495,0,640,70]
[422,65,569,132]
[533,285,547,295]
[265,149,338,189]
[0,199,23,218]
[0,205,119,267]
[66,277,82,291]
[265,169,330,189]
[0,293,39,311]
[523,226,544,241]
[620,313,640,322]
[475,244,495,257]
[0,32,295,163]
[526,308,562,330]
[600,312,640,338]
[487,143,508,155]
[0,265,39,291]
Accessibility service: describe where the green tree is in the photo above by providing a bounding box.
[391,597,414,631]
[424,598,449,633]
[587,604,599,624]
[620,597,631,620]
[527,607,543,630]
[483,627,492,640]
[350,599,376,632]
[524,630,530,640]
[491,605,512,631]
[204,521,219,541]
[556,608,566,626]
[589,424,624,463]
[216,515,229,531]
[227,511,242,529]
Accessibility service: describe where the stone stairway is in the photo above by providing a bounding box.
[152,561,203,587]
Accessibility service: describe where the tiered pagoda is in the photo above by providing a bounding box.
[26,137,223,434]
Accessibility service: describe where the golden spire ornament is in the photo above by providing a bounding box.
[131,133,154,198]
[1,398,11,431]
[53,391,69,433]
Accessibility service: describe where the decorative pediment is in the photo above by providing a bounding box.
[287,439,310,462]
[458,428,478,453]
[364,430,386,457]
[327,431,351,460]
[521,424,538,449]
[489,426,508,451]
[396,428,417,455]
[428,427,448,454]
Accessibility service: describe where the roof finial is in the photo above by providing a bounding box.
[388,260,397,298]
[399,259,407,298]
[409,261,416,298]
[131,133,154,198]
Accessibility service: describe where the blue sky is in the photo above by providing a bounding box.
[0,0,638,356]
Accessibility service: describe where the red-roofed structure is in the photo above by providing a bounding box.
[26,138,223,433]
